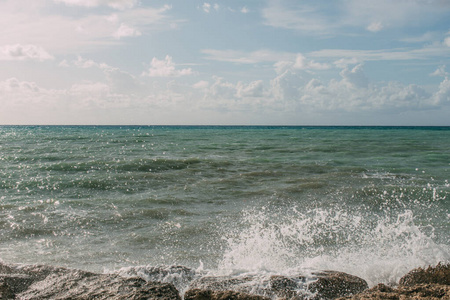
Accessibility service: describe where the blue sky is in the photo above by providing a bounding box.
[1,0,450,125]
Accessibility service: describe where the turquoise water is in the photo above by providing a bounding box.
[0,126,449,286]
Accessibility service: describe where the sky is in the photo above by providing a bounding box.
[1,0,450,125]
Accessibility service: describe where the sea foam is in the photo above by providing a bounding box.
[217,200,449,287]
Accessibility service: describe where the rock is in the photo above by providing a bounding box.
[269,275,303,299]
[0,274,35,296]
[184,288,271,300]
[269,271,368,299]
[186,271,368,300]
[186,275,267,296]
[337,283,450,299]
[399,263,450,286]
[115,265,197,293]
[19,271,181,300]
[338,263,450,300]
[0,262,181,300]
[307,271,369,299]
[0,278,15,299]
[0,264,15,275]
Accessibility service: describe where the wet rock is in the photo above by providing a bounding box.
[0,262,181,299]
[399,263,450,286]
[269,275,303,299]
[184,288,271,300]
[0,274,35,296]
[268,272,368,299]
[115,265,196,293]
[188,275,261,294]
[0,278,15,299]
[186,271,368,300]
[19,270,181,300]
[338,263,450,300]
[338,283,450,299]
[307,271,369,299]
[0,264,15,275]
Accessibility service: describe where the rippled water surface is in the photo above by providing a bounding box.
[0,126,449,286]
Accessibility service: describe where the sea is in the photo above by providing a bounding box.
[0,126,449,289]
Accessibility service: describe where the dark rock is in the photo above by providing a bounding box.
[0,264,15,275]
[184,288,270,300]
[0,274,35,295]
[187,275,266,295]
[20,270,181,300]
[0,262,181,300]
[307,270,369,299]
[116,265,197,293]
[399,263,450,286]
[186,271,368,300]
[337,283,450,299]
[0,278,15,300]
[338,262,450,300]
[269,275,303,299]
[369,283,395,293]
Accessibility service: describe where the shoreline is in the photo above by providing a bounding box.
[0,261,448,299]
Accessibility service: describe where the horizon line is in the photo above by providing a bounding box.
[1,125,449,128]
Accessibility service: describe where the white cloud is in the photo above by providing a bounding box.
[58,59,70,67]
[142,56,193,77]
[69,82,110,97]
[201,3,219,13]
[401,32,437,43]
[343,0,450,31]
[274,61,293,74]
[333,57,360,68]
[59,56,111,70]
[293,54,330,70]
[54,0,138,10]
[2,63,449,125]
[0,76,136,124]
[237,80,264,98]
[270,70,305,102]
[0,44,53,61]
[104,68,140,94]
[57,55,140,94]
[113,23,142,39]
[197,77,271,113]
[0,2,176,53]
[0,78,41,94]
[202,49,296,64]
[310,44,450,62]
[241,7,249,14]
[272,54,330,76]
[208,76,236,99]
[263,0,450,35]
[340,64,369,89]
[264,63,444,115]
[432,77,450,105]
[430,65,448,77]
[262,1,330,34]
[74,56,103,68]
[444,36,450,47]
[193,80,209,89]
[367,22,383,32]
[202,3,211,13]
[0,78,64,119]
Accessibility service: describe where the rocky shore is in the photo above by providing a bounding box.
[0,261,448,299]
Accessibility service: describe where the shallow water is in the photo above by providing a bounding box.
[0,126,448,287]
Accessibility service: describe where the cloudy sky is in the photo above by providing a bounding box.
[1,0,450,125]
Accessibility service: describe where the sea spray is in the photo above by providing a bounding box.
[218,193,449,286]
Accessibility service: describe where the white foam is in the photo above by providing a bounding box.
[217,203,450,286]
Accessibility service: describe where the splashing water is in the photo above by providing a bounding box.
[218,199,449,286]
